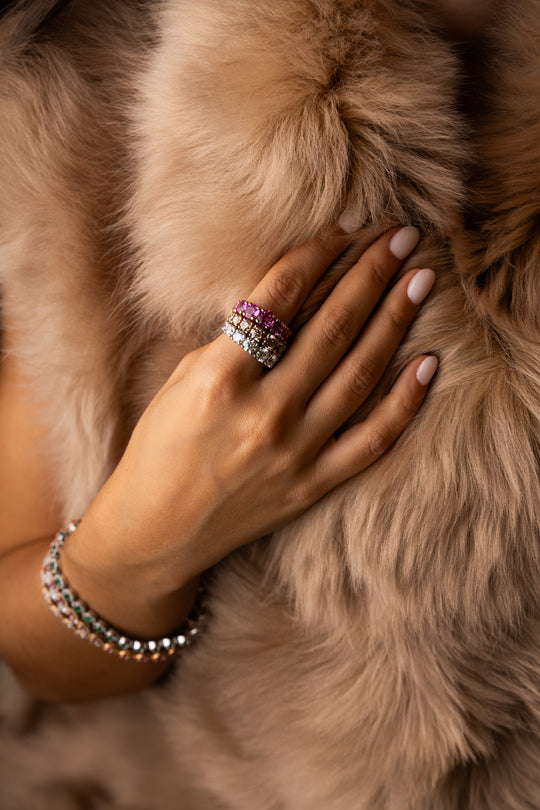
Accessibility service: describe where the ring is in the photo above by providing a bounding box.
[222,300,292,368]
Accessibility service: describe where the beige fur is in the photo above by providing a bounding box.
[0,1,539,808]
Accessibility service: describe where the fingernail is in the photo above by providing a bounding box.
[337,208,361,234]
[416,356,439,386]
[407,268,435,305]
[389,226,420,259]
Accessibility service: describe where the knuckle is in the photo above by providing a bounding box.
[347,357,379,399]
[312,232,338,264]
[190,347,240,397]
[320,307,355,348]
[290,473,320,512]
[369,258,392,288]
[247,400,287,448]
[197,363,232,401]
[396,391,420,419]
[266,267,305,311]
[367,426,394,457]
[240,417,277,463]
[384,306,411,334]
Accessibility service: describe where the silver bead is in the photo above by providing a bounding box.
[41,520,208,663]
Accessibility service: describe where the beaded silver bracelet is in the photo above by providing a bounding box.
[40,520,208,663]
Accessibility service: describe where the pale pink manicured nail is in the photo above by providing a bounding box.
[416,356,439,386]
[407,268,435,305]
[389,226,420,259]
[337,208,361,234]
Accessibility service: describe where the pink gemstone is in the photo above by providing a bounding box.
[235,301,243,311]
[245,304,257,318]
[262,311,275,328]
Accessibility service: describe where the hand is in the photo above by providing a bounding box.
[71,223,437,598]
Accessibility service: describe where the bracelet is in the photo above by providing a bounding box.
[40,520,208,663]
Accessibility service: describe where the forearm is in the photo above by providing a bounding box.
[0,529,200,702]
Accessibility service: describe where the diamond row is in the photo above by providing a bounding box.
[222,304,291,368]
[40,522,207,663]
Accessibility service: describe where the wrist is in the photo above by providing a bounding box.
[74,459,207,595]
[57,512,201,641]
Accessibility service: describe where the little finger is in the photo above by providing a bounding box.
[306,355,438,496]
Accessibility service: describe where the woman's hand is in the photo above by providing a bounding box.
[67,223,436,600]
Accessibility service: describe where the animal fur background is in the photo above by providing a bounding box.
[0,0,539,808]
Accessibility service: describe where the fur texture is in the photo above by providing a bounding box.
[0,0,539,808]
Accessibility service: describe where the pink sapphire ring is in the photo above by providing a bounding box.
[222,300,292,368]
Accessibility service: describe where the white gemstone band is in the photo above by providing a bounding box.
[222,302,290,368]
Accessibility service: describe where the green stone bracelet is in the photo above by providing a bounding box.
[40,520,208,663]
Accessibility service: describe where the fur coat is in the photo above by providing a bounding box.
[0,1,539,807]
